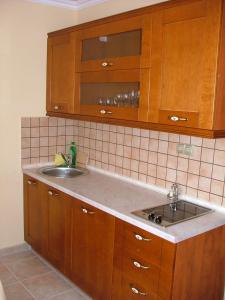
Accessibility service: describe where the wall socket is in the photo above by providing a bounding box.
[176,144,193,156]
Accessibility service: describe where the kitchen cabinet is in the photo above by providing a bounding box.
[46,32,77,114]
[74,69,150,121]
[23,175,225,300]
[24,176,46,255]
[23,176,72,275]
[149,0,221,131]
[46,0,225,138]
[70,200,115,300]
[75,15,151,72]
[112,219,225,300]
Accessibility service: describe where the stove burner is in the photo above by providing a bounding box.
[132,200,212,227]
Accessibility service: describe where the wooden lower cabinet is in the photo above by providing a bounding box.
[112,219,225,300]
[24,176,225,300]
[70,200,115,300]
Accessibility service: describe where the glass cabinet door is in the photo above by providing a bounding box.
[75,70,150,121]
[76,15,151,72]
[81,30,141,61]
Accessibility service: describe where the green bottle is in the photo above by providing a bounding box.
[70,142,77,167]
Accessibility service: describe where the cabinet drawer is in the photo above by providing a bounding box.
[121,274,158,300]
[122,222,163,266]
[122,251,160,294]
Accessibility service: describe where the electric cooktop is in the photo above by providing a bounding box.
[132,200,212,227]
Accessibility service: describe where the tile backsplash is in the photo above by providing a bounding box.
[21,117,225,207]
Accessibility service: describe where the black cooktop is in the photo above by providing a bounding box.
[132,200,212,227]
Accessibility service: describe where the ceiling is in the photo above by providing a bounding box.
[31,0,110,9]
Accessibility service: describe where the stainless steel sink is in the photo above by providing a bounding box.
[39,166,88,178]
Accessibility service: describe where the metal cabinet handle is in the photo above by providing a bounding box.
[101,61,113,67]
[132,260,150,270]
[27,180,36,185]
[81,207,95,215]
[54,105,59,110]
[168,115,188,122]
[100,109,112,115]
[130,285,148,296]
[48,190,59,196]
[134,233,151,242]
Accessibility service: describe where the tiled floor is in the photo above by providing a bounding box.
[0,249,91,300]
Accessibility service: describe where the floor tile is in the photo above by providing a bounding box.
[50,289,90,300]
[0,264,17,286]
[5,257,50,280]
[4,282,34,300]
[22,271,72,300]
[0,250,35,264]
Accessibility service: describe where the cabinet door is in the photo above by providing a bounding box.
[76,15,151,72]
[149,0,221,129]
[23,176,47,255]
[75,69,150,121]
[47,32,76,114]
[71,200,115,300]
[44,186,72,275]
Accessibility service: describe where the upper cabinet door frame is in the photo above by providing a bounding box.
[148,0,221,130]
[75,15,152,72]
[46,32,77,114]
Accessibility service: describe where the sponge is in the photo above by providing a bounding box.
[54,154,66,166]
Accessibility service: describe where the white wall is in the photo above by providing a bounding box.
[77,0,168,23]
[0,0,78,249]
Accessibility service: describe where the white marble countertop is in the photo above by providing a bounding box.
[22,164,225,244]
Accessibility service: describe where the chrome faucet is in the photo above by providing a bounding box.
[60,153,71,167]
[167,183,179,210]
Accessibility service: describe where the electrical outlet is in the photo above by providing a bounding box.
[176,144,193,156]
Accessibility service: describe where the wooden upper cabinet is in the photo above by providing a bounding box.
[47,32,76,114]
[148,0,222,130]
[75,15,152,72]
[75,69,150,121]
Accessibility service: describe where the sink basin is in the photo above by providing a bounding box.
[39,166,88,178]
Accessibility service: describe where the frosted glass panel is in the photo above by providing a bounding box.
[82,30,141,61]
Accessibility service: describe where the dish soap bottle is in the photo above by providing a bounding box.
[70,142,77,168]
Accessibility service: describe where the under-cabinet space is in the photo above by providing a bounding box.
[75,15,152,72]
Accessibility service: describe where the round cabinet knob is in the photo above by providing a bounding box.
[54,105,59,110]
[154,215,162,224]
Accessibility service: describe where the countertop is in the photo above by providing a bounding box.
[22,164,225,244]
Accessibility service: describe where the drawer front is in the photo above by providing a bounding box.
[122,223,163,266]
[121,274,158,300]
[122,251,160,294]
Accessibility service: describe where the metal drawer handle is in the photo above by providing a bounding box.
[134,233,151,242]
[101,61,113,67]
[81,207,95,215]
[48,190,59,196]
[132,260,150,270]
[27,180,36,185]
[130,285,148,296]
[100,109,112,115]
[168,115,188,122]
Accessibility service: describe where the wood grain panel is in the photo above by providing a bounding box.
[47,32,76,114]
[172,226,225,300]
[71,200,115,300]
